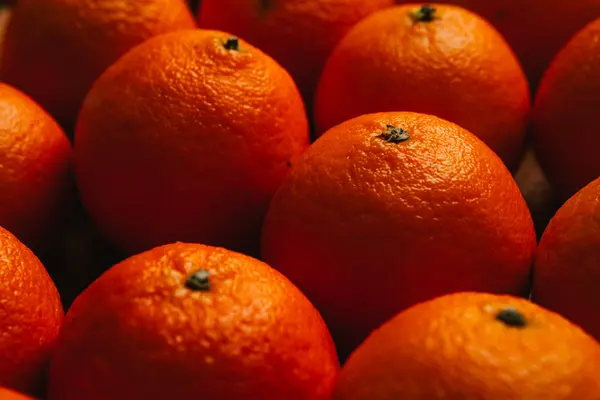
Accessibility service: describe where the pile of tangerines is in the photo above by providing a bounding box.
[3,0,600,399]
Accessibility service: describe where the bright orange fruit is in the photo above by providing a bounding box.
[74,30,309,256]
[315,4,530,170]
[0,226,63,396]
[0,388,35,400]
[48,242,340,400]
[532,177,600,342]
[0,0,196,131]
[0,82,71,252]
[261,111,536,357]
[198,0,395,111]
[532,17,600,201]
[333,292,600,399]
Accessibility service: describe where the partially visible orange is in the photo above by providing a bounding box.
[0,0,196,131]
[261,111,536,357]
[0,388,35,400]
[0,225,63,396]
[48,242,339,400]
[315,4,530,169]
[333,292,600,399]
[532,177,600,342]
[198,0,395,111]
[532,17,600,201]
[0,82,71,252]
[74,29,309,256]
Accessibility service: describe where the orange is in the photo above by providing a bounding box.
[0,0,195,131]
[47,242,340,400]
[532,17,600,201]
[396,0,600,91]
[198,0,395,111]
[261,111,536,357]
[0,388,35,400]
[333,292,600,399]
[0,82,71,252]
[315,4,530,170]
[0,225,63,396]
[532,177,600,342]
[74,30,309,256]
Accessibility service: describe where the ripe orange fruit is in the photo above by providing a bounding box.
[48,242,340,400]
[315,4,530,170]
[532,177,600,342]
[74,30,309,256]
[198,0,395,110]
[261,111,536,356]
[0,225,63,396]
[0,0,196,131]
[333,292,600,399]
[0,388,35,400]
[0,82,72,252]
[532,17,600,201]
[396,0,600,91]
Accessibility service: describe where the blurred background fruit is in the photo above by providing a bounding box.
[0,0,196,133]
[532,17,600,202]
[48,243,339,400]
[333,292,600,399]
[0,83,72,254]
[198,0,395,122]
[0,226,63,397]
[396,0,600,92]
[315,4,530,170]
[74,30,310,257]
[0,387,35,400]
[262,112,536,358]
[532,177,600,342]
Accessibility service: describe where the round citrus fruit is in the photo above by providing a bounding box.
[261,111,536,357]
[531,177,600,342]
[0,0,196,131]
[333,292,600,399]
[47,242,339,400]
[0,388,35,400]
[532,17,600,201]
[74,30,310,256]
[0,82,72,252]
[198,0,395,110]
[315,4,530,170]
[0,225,63,396]
[396,0,600,91]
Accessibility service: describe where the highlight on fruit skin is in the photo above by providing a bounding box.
[47,242,340,400]
[332,292,600,399]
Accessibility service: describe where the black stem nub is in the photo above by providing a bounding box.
[377,124,410,144]
[185,269,211,291]
[496,307,527,328]
[412,5,437,23]
[224,37,240,51]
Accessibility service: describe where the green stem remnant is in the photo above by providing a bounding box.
[377,124,410,144]
[410,4,437,23]
[224,37,240,51]
[496,307,527,328]
[185,269,211,291]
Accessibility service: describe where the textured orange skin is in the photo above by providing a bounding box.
[532,178,600,342]
[74,30,310,256]
[48,242,340,400]
[0,226,63,396]
[532,18,600,202]
[261,112,536,356]
[333,292,600,399]
[315,4,530,170]
[0,83,72,251]
[0,0,196,131]
[397,0,600,91]
[198,0,395,110]
[0,388,36,400]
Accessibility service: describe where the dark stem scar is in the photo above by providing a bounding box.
[223,37,240,51]
[377,124,410,143]
[496,307,527,328]
[185,269,211,291]
[410,4,437,23]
